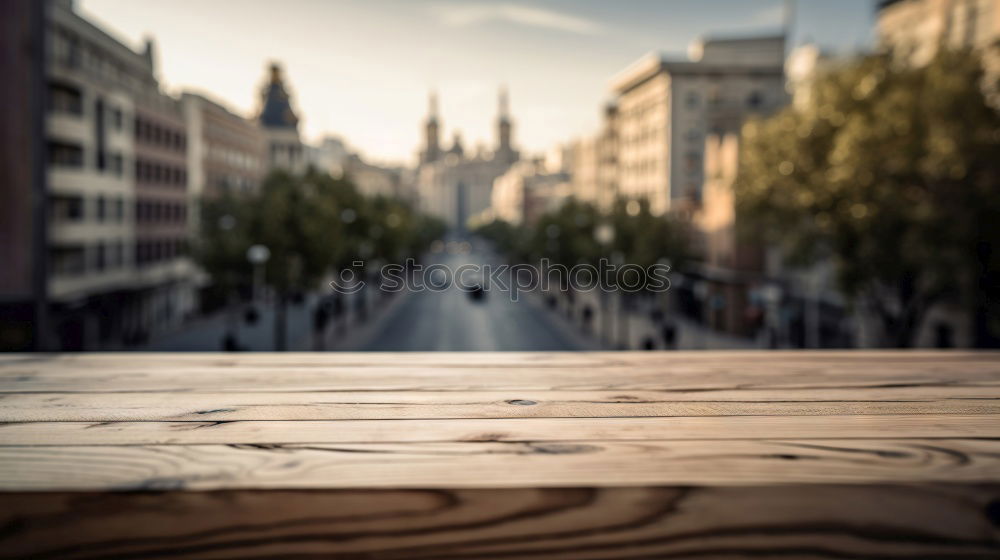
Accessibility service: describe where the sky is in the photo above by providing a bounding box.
[79,0,876,166]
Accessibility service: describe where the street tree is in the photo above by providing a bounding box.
[735,48,1000,347]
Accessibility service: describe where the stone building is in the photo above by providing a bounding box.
[491,159,571,226]
[416,89,520,229]
[182,92,267,200]
[878,0,999,65]
[45,0,140,348]
[131,49,198,337]
[258,62,305,172]
[610,35,787,215]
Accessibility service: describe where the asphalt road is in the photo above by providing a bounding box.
[345,239,591,351]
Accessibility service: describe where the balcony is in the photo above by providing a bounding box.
[0,351,998,557]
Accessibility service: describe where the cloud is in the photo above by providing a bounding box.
[431,2,603,35]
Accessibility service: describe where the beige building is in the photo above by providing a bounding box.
[182,92,267,200]
[416,89,520,229]
[343,155,404,199]
[878,0,999,64]
[491,159,571,226]
[132,67,198,337]
[691,126,766,338]
[44,0,158,348]
[610,35,786,215]
[569,135,599,204]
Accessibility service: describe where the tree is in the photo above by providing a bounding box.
[736,48,1000,347]
[249,169,345,350]
[607,198,688,271]
[196,189,253,346]
[197,168,444,350]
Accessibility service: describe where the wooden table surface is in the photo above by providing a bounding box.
[1,351,999,558]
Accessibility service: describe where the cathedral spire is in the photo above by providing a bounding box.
[495,86,517,165]
[259,61,298,130]
[428,90,438,121]
[498,86,509,120]
[420,89,441,165]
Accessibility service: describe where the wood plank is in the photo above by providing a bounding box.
[1,439,999,491]
[4,391,999,421]
[2,415,997,446]
[2,485,998,559]
[9,350,995,369]
[4,361,999,392]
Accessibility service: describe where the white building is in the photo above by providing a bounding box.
[45,0,183,348]
[491,159,572,226]
[416,89,520,229]
[878,0,999,65]
[610,35,787,215]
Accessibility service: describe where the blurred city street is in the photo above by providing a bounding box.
[139,238,594,352]
[340,239,595,351]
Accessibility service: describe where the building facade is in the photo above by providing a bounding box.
[182,92,267,201]
[491,159,571,226]
[610,35,787,215]
[878,0,999,64]
[258,62,305,172]
[45,0,154,348]
[416,89,520,229]
[132,73,197,337]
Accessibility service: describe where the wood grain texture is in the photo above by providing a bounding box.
[2,352,1000,557]
[1,439,999,491]
[4,391,1000,421]
[2,415,999,445]
[2,485,999,559]
[3,352,998,393]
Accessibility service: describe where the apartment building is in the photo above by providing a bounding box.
[132,84,197,335]
[878,0,998,63]
[182,92,267,202]
[39,0,204,348]
[491,159,571,226]
[610,35,787,215]
[45,0,152,348]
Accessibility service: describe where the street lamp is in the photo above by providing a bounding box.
[593,223,615,349]
[246,244,271,304]
[761,282,784,349]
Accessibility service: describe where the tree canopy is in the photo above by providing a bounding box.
[195,168,444,348]
[735,48,1000,347]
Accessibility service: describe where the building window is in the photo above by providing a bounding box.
[747,91,763,109]
[111,108,123,130]
[50,195,85,222]
[48,82,83,115]
[95,242,106,272]
[110,153,123,177]
[686,92,699,109]
[685,152,701,173]
[50,246,86,277]
[96,196,106,222]
[48,141,84,168]
[115,197,125,221]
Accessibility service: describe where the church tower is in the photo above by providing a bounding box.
[420,91,441,165]
[495,86,518,165]
[258,61,303,171]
